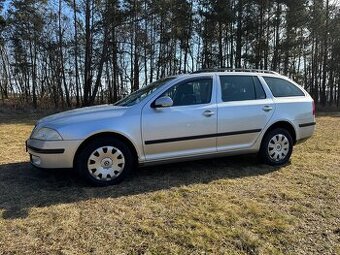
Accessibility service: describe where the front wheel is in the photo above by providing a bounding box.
[75,137,135,186]
[259,128,293,166]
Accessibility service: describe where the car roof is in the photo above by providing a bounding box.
[174,69,283,79]
[192,68,279,75]
[188,68,282,76]
[166,69,289,86]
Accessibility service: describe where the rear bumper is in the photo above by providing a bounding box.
[26,139,82,169]
[296,121,316,142]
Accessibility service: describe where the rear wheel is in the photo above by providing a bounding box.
[259,128,293,166]
[75,137,134,186]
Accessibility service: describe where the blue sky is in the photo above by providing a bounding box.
[1,0,10,13]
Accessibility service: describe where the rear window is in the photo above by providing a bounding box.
[264,77,305,97]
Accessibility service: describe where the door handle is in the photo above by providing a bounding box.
[262,105,273,112]
[203,110,215,117]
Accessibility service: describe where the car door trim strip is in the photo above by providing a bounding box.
[144,129,262,145]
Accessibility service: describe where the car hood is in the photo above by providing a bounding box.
[37,105,128,128]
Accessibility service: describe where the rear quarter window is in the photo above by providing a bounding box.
[264,77,305,97]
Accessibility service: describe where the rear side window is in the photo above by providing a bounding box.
[220,76,266,102]
[254,77,266,99]
[264,77,305,97]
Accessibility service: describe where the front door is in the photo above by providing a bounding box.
[142,77,217,161]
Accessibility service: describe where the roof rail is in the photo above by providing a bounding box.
[192,68,280,75]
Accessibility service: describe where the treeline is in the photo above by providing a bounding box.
[0,0,340,109]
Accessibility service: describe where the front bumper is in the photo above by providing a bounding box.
[26,139,82,169]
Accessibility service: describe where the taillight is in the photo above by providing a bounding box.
[312,100,316,116]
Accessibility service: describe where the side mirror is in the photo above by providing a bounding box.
[153,96,173,108]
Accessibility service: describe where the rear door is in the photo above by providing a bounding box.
[142,76,217,161]
[217,75,275,151]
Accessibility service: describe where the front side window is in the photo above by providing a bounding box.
[220,76,266,102]
[162,79,213,106]
[264,77,305,97]
[115,77,175,106]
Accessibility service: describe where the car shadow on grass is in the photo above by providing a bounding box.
[0,155,283,220]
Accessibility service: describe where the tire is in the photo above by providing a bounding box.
[75,136,135,186]
[259,128,293,166]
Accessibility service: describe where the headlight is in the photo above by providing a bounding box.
[31,127,63,141]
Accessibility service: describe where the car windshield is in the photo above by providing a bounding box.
[114,77,175,107]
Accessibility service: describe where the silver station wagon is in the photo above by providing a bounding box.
[26,69,316,186]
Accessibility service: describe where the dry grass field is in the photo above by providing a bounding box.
[0,112,339,255]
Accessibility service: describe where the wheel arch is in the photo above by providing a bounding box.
[73,132,139,168]
[262,121,297,146]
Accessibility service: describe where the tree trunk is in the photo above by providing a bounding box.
[235,0,243,68]
[321,0,329,106]
[73,0,80,107]
[84,0,92,106]
[59,0,71,107]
